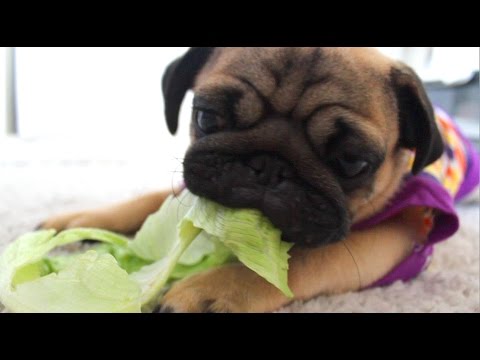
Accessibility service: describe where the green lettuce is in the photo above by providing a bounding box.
[0,190,294,313]
[181,195,294,298]
[0,229,141,313]
[129,190,218,266]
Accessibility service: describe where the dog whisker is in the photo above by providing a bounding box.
[341,241,362,289]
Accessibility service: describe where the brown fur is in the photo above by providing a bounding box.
[41,189,180,234]
[41,48,436,312]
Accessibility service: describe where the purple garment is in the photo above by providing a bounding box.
[352,120,480,288]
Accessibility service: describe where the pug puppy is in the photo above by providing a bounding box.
[41,47,446,313]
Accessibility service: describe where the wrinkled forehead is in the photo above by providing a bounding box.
[193,47,397,129]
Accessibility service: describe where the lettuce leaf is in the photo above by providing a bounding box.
[136,190,294,297]
[9,251,141,313]
[129,190,194,261]
[170,240,233,280]
[93,243,150,274]
[129,190,217,266]
[181,194,294,297]
[0,230,141,313]
[0,190,294,313]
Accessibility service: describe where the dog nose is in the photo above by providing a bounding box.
[246,154,294,186]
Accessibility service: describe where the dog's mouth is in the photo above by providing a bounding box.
[183,151,349,246]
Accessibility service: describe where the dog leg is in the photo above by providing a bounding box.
[158,208,426,313]
[40,189,178,234]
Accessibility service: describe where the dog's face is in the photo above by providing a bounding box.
[162,47,444,246]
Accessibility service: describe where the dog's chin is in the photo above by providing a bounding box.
[183,152,350,247]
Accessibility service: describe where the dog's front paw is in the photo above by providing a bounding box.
[38,211,113,232]
[155,264,290,313]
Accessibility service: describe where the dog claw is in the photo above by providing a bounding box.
[152,305,175,313]
[34,223,45,231]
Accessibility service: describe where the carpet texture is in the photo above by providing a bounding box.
[1,159,478,313]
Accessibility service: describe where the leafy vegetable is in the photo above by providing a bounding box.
[181,195,294,297]
[129,190,217,266]
[0,190,294,313]
[128,191,193,262]
[0,230,141,313]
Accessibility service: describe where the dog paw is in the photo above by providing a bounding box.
[38,211,112,232]
[155,264,289,313]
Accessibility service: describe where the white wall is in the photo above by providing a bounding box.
[15,47,189,139]
[376,47,479,84]
[0,47,6,137]
[13,47,193,168]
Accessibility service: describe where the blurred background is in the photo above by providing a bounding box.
[0,47,478,222]
[0,47,193,192]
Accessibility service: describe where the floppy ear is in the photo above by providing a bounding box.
[162,47,215,135]
[391,63,444,174]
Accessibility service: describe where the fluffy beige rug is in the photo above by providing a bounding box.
[1,155,478,313]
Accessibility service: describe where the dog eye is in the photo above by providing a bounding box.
[336,156,371,178]
[195,110,225,134]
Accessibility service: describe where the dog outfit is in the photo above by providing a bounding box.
[353,106,480,287]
